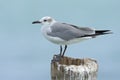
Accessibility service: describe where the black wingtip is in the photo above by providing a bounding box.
[96,30,112,34]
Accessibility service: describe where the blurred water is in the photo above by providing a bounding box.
[0,0,120,80]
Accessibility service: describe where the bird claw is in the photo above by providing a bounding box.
[52,54,62,62]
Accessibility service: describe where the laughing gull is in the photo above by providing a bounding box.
[32,16,111,57]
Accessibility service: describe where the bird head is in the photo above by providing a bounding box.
[32,16,56,25]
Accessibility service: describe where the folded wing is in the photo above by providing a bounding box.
[47,22,96,41]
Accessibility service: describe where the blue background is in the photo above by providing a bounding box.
[0,0,120,80]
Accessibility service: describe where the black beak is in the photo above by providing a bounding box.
[32,21,41,24]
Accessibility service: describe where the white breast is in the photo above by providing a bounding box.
[41,25,65,44]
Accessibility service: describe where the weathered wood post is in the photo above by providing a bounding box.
[51,55,98,80]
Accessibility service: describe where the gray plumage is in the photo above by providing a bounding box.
[47,22,95,41]
[32,16,111,56]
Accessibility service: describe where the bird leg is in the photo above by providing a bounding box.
[59,45,62,56]
[62,45,67,57]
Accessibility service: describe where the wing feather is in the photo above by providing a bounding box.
[47,22,95,40]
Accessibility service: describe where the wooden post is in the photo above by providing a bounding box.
[51,55,98,80]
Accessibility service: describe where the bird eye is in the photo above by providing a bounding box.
[44,19,47,22]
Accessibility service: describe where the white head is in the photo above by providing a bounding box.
[32,16,56,25]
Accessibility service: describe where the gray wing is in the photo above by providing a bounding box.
[47,22,95,41]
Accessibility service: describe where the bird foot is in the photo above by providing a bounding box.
[52,54,63,62]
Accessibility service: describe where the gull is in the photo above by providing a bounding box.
[32,16,111,57]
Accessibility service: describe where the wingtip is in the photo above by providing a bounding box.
[104,30,113,34]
